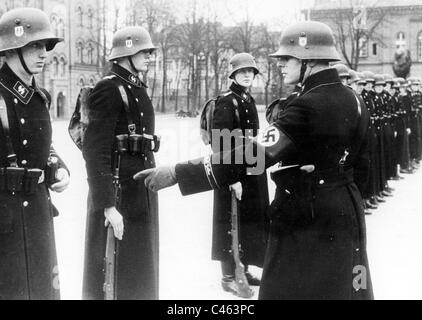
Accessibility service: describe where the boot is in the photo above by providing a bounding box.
[245,271,261,286]
[370,196,379,206]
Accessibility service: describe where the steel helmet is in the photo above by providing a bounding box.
[229,53,259,79]
[269,21,341,62]
[333,63,350,78]
[374,74,386,86]
[383,74,394,84]
[362,71,375,83]
[0,7,63,55]
[356,72,367,85]
[393,77,405,88]
[407,76,420,85]
[349,70,360,83]
[109,26,156,61]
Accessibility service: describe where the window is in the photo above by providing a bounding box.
[76,40,84,63]
[78,77,85,87]
[396,32,406,49]
[77,6,83,27]
[52,56,59,77]
[87,8,93,29]
[87,42,94,64]
[59,57,66,77]
[89,78,95,86]
[58,19,65,39]
[358,36,368,58]
[418,31,422,62]
[50,15,58,36]
[372,43,377,56]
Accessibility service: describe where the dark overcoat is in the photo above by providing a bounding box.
[0,63,67,300]
[409,92,422,160]
[210,82,269,267]
[82,64,159,300]
[174,69,373,300]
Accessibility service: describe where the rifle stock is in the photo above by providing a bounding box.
[103,150,121,300]
[104,225,116,300]
[231,190,254,299]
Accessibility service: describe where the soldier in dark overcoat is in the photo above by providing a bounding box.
[210,53,269,293]
[408,77,422,169]
[0,8,70,300]
[136,21,373,300]
[360,72,381,208]
[82,27,159,300]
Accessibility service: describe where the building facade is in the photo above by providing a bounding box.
[0,0,103,119]
[310,0,422,76]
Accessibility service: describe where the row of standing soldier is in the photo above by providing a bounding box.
[333,64,422,214]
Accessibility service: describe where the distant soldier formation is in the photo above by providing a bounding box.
[333,64,421,215]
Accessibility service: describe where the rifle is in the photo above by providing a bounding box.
[230,190,254,299]
[104,225,116,300]
[103,148,122,300]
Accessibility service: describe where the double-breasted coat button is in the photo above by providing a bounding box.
[20,118,25,124]
[21,160,27,165]
[23,201,29,207]
[23,140,28,145]
[14,98,18,104]
[128,85,132,89]
[319,180,325,185]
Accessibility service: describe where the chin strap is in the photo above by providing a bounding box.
[297,60,309,90]
[129,56,140,73]
[17,48,33,76]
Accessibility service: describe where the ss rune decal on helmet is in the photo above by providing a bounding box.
[126,39,133,48]
[299,32,307,47]
[258,126,280,147]
[15,26,24,37]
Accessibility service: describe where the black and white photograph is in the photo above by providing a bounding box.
[1,0,422,305]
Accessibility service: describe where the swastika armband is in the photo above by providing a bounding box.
[255,124,296,167]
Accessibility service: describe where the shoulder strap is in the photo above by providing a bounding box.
[219,90,241,128]
[0,95,18,167]
[116,83,135,134]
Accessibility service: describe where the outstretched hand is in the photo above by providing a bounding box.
[134,166,177,192]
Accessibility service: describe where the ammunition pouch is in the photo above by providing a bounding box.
[115,133,161,156]
[0,167,44,194]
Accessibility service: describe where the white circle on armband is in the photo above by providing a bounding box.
[259,126,280,147]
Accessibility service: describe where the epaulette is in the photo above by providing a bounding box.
[102,75,116,81]
[222,91,233,97]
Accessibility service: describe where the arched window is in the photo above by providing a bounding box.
[396,32,406,49]
[51,56,59,77]
[59,57,66,77]
[76,40,84,63]
[418,31,422,62]
[78,76,85,87]
[89,77,95,86]
[87,42,94,64]
[50,15,58,36]
[58,18,65,39]
[77,6,83,27]
[87,8,93,29]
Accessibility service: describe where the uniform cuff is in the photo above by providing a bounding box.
[87,174,115,211]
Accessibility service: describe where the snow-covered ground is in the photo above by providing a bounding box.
[51,113,422,300]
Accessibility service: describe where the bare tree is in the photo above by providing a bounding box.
[327,1,389,70]
[256,25,281,106]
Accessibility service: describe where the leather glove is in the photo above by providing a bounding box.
[133,166,177,192]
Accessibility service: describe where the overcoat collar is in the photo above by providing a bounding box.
[110,63,147,88]
[301,68,341,96]
[0,63,35,104]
